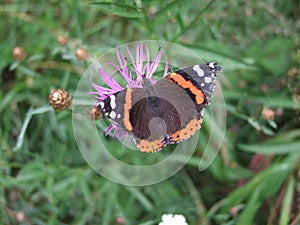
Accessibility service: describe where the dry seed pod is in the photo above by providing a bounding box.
[49,89,72,111]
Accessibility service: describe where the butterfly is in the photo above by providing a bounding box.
[97,62,222,152]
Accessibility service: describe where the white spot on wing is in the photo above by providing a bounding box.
[204,77,212,83]
[110,111,117,119]
[110,95,116,109]
[117,114,121,118]
[98,102,104,108]
[208,62,216,69]
[192,65,204,77]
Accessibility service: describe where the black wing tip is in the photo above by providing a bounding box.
[207,62,222,74]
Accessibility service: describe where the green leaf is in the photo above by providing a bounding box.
[150,0,185,27]
[53,176,78,194]
[279,176,295,225]
[270,129,300,143]
[225,92,300,110]
[238,141,300,155]
[208,156,253,182]
[79,175,92,202]
[217,158,294,212]
[18,65,41,77]
[236,186,263,225]
[185,43,258,71]
[126,186,153,211]
[17,161,47,182]
[91,2,144,18]
[246,37,294,76]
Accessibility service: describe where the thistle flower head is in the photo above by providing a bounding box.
[90,43,169,101]
[90,43,170,142]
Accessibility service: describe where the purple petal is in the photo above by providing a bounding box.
[90,82,115,100]
[164,55,169,76]
[117,131,127,142]
[144,43,151,76]
[106,62,131,84]
[127,135,133,145]
[126,44,143,79]
[105,124,116,136]
[121,51,130,79]
[97,67,123,91]
[113,126,120,137]
[147,49,163,79]
[116,47,125,72]
[126,45,135,66]
[136,43,145,76]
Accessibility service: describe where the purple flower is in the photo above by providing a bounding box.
[90,43,170,141]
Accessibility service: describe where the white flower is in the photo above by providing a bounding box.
[158,214,188,225]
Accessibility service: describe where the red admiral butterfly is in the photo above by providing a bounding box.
[96,62,222,152]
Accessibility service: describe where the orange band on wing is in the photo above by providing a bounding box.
[123,88,133,131]
[136,139,165,153]
[168,73,205,104]
[170,118,203,143]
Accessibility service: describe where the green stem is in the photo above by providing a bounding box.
[13,105,53,152]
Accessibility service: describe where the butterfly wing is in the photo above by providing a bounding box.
[155,77,204,144]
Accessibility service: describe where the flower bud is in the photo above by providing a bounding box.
[87,106,102,120]
[76,48,89,61]
[262,108,275,121]
[57,35,68,46]
[16,211,25,222]
[116,216,125,224]
[13,46,26,61]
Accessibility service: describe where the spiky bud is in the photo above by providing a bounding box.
[49,89,72,111]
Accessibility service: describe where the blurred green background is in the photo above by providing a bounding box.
[1,0,299,224]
